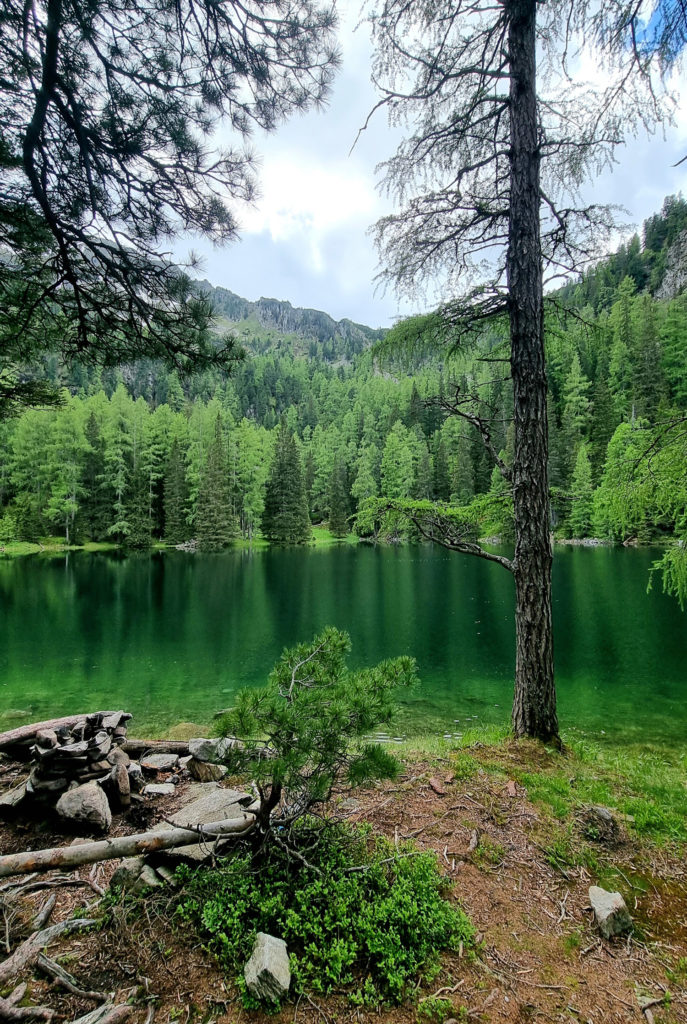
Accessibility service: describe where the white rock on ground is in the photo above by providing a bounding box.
[143,783,176,797]
[244,933,291,1002]
[589,885,633,938]
[140,753,180,772]
[56,781,112,832]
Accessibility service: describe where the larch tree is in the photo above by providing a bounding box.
[0,0,339,412]
[366,0,680,742]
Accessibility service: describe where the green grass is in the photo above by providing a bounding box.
[395,726,687,847]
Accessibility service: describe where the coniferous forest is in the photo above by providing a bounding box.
[2,195,687,578]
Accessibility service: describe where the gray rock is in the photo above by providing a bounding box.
[110,856,145,889]
[244,933,291,1002]
[107,747,130,767]
[155,783,251,864]
[188,758,228,783]
[126,762,145,792]
[134,864,165,890]
[188,737,235,763]
[35,729,58,748]
[143,783,176,797]
[178,755,193,769]
[0,782,28,811]
[589,885,633,938]
[105,763,131,808]
[56,782,112,832]
[140,752,180,773]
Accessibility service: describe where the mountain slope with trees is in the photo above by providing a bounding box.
[1,197,686,606]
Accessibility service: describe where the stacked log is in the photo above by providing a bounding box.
[27,713,132,797]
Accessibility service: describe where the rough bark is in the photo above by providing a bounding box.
[121,739,190,757]
[0,814,256,878]
[506,0,559,744]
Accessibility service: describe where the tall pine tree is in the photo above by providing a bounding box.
[196,415,237,551]
[262,422,311,544]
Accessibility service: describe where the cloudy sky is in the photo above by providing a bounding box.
[176,4,687,330]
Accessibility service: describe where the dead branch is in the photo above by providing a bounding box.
[32,894,57,931]
[37,952,107,1002]
[0,814,256,879]
[0,919,96,986]
[0,994,55,1021]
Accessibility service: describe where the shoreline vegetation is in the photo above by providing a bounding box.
[0,527,673,559]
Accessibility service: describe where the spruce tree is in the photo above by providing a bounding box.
[196,415,237,551]
[164,438,190,546]
[262,422,311,544]
[432,435,451,501]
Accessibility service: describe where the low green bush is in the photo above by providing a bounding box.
[175,819,474,1006]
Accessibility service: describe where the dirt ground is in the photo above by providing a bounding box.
[1,745,686,1024]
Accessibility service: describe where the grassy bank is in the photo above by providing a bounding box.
[0,525,358,558]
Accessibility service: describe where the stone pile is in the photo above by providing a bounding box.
[27,712,132,798]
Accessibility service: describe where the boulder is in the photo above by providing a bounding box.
[244,933,291,1002]
[188,737,235,763]
[589,886,633,938]
[140,752,180,773]
[188,758,227,783]
[56,782,112,832]
[154,783,251,864]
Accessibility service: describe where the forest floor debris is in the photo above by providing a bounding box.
[1,736,686,1024]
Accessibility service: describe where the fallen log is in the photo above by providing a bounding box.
[0,814,256,879]
[0,918,97,985]
[0,714,123,759]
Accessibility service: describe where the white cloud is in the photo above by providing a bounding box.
[238,155,380,275]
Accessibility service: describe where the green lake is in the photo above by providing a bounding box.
[1,544,685,747]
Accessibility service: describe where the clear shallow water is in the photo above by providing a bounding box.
[0,544,685,747]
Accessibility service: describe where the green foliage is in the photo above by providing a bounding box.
[218,628,417,823]
[174,819,475,1005]
[261,421,311,544]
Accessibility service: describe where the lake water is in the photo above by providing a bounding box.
[1,545,685,747]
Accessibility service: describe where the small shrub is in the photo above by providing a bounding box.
[175,819,474,1006]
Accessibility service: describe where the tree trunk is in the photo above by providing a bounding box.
[506,0,559,744]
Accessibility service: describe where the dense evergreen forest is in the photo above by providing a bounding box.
[1,196,686,560]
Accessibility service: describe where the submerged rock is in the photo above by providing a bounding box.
[589,885,632,938]
[244,933,291,1002]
